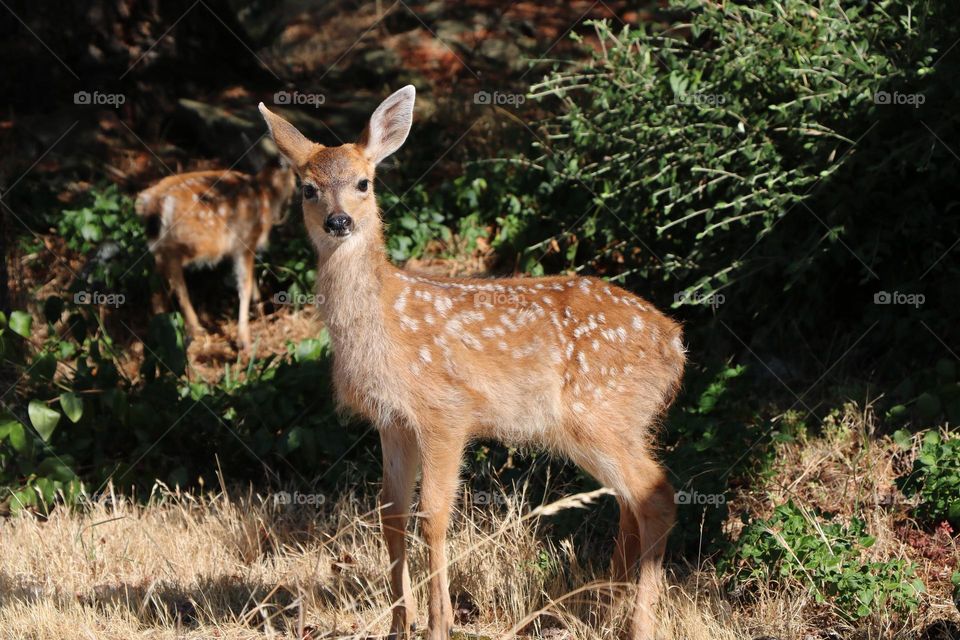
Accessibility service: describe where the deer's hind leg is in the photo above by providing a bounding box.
[233,249,256,350]
[567,428,675,640]
[150,252,172,315]
[623,458,675,640]
[156,252,202,337]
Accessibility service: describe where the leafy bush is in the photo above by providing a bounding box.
[381,183,454,262]
[513,2,911,281]
[665,363,750,549]
[896,429,960,527]
[489,0,959,387]
[724,501,924,619]
[0,296,374,515]
[58,184,152,294]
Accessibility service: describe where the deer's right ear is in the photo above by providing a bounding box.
[258,103,315,168]
[360,85,415,166]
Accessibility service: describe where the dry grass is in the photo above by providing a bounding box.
[0,484,747,640]
[0,405,957,639]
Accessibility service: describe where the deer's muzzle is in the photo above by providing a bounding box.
[324,213,353,237]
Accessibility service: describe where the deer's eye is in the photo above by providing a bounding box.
[302,183,318,200]
[357,179,369,193]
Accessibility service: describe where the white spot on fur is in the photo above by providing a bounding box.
[394,287,410,313]
[577,351,589,373]
[434,296,453,316]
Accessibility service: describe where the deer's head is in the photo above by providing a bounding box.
[258,86,415,253]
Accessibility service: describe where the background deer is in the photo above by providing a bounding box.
[259,87,685,640]
[135,163,296,349]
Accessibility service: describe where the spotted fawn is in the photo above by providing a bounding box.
[135,163,296,349]
[259,86,684,640]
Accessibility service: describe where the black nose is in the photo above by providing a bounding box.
[324,213,353,235]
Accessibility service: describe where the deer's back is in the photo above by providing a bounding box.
[136,170,270,264]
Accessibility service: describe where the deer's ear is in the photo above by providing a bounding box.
[359,85,415,165]
[258,103,315,168]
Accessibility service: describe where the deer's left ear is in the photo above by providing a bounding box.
[359,85,415,166]
[258,103,316,168]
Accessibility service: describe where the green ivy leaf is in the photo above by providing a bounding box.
[6,421,28,452]
[28,400,60,441]
[892,429,912,450]
[9,310,32,338]
[59,392,84,424]
[295,338,324,362]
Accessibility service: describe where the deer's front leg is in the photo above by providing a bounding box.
[419,434,464,639]
[380,428,420,638]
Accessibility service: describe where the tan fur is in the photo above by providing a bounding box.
[260,87,685,640]
[135,165,296,349]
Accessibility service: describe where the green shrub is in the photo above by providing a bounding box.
[58,184,153,296]
[491,0,959,387]
[723,501,924,619]
[381,183,452,262]
[0,297,373,515]
[513,3,909,282]
[896,429,960,527]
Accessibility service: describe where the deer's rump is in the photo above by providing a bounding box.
[134,171,267,264]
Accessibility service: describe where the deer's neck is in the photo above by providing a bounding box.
[315,232,392,343]
[315,228,416,428]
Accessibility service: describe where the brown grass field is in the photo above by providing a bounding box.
[0,406,957,640]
